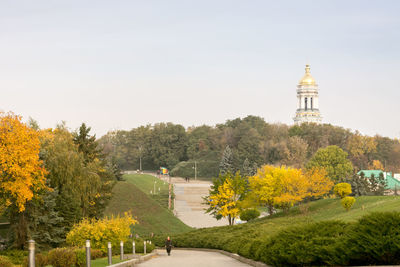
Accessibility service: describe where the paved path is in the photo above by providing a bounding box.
[171,178,229,228]
[137,249,250,267]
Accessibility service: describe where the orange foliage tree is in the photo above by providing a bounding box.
[0,113,47,212]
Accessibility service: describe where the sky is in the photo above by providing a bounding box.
[0,1,399,138]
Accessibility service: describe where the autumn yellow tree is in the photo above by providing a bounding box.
[248,165,333,214]
[370,159,384,170]
[248,165,281,215]
[305,168,334,199]
[0,113,47,212]
[206,172,247,225]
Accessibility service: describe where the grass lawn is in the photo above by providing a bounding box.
[104,174,192,238]
[123,174,171,209]
[173,195,400,248]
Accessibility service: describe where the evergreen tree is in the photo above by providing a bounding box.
[242,158,256,177]
[219,145,234,174]
[28,189,64,248]
[73,123,101,164]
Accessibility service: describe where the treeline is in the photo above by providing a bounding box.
[0,113,121,250]
[99,115,400,176]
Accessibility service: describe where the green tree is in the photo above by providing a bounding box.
[205,172,247,225]
[73,123,101,164]
[219,145,234,174]
[306,145,353,182]
[148,123,187,169]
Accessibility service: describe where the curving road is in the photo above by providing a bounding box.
[137,249,251,267]
[171,178,229,228]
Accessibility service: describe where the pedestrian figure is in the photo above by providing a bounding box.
[185,177,188,182]
[165,236,172,256]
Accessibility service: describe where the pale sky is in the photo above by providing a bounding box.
[1,1,399,138]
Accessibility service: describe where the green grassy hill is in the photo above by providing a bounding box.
[170,195,400,249]
[104,174,192,238]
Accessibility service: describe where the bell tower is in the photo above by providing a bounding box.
[293,64,322,124]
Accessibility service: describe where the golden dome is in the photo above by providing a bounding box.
[299,64,316,85]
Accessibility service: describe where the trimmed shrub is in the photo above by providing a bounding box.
[341,196,355,211]
[344,212,400,265]
[258,221,349,266]
[122,239,155,254]
[240,209,260,222]
[47,247,77,267]
[0,255,13,267]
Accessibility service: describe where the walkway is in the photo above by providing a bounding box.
[171,177,229,228]
[137,249,251,267]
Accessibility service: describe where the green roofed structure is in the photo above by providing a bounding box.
[358,170,400,193]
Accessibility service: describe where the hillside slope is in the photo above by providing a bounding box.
[171,196,400,247]
[104,175,192,237]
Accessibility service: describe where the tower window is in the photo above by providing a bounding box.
[311,97,313,110]
[305,97,308,111]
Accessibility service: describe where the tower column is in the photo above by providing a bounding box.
[293,64,322,124]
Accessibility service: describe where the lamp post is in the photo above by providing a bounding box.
[28,240,35,267]
[138,145,143,172]
[85,240,91,267]
[192,161,197,180]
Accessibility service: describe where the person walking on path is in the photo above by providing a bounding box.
[165,236,172,256]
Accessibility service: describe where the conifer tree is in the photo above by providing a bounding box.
[219,145,234,174]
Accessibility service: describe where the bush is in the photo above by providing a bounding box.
[0,249,28,265]
[240,209,260,222]
[341,196,355,211]
[258,221,349,266]
[344,212,400,265]
[0,255,13,267]
[66,212,137,252]
[74,249,85,267]
[47,247,77,267]
[22,253,48,267]
[334,183,352,198]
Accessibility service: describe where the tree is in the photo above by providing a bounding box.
[205,172,247,225]
[370,160,384,170]
[0,113,48,248]
[305,168,334,199]
[73,123,101,164]
[0,113,47,212]
[306,145,353,182]
[248,165,280,215]
[347,132,377,170]
[341,196,356,211]
[219,145,234,174]
[241,158,256,177]
[27,189,65,248]
[283,136,309,168]
[248,165,332,214]
[334,183,352,198]
[368,173,386,196]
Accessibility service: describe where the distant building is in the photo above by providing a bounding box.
[358,170,400,194]
[293,65,322,124]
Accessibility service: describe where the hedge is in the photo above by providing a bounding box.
[169,212,400,266]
